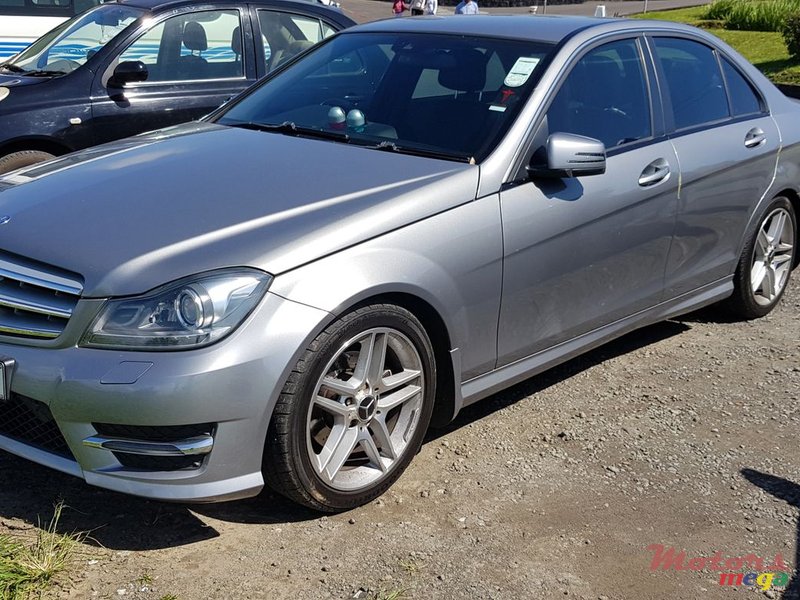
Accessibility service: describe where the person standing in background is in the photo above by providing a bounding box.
[425,0,437,14]
[392,0,408,15]
[410,0,425,15]
[454,0,478,13]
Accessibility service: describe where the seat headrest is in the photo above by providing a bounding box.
[231,25,242,56]
[183,21,207,53]
[438,48,487,92]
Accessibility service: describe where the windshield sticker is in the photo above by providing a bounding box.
[504,57,540,88]
[489,104,507,112]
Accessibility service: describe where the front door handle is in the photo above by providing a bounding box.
[744,127,766,148]
[638,158,671,187]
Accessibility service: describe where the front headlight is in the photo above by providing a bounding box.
[81,268,272,350]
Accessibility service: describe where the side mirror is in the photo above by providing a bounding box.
[109,61,148,87]
[527,132,606,179]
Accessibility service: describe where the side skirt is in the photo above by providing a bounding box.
[456,278,733,412]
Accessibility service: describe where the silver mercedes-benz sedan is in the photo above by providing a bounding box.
[0,15,796,511]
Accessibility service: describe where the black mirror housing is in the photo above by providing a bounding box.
[109,61,148,87]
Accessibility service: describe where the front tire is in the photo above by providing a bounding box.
[726,197,796,319]
[264,304,436,512]
[0,150,56,174]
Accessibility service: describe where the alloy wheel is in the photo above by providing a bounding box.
[306,327,424,491]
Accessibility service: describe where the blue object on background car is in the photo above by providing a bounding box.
[0,0,355,173]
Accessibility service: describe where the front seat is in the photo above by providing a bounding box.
[177,21,208,79]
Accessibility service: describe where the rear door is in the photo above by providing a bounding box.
[253,7,338,77]
[649,35,781,297]
[89,6,255,145]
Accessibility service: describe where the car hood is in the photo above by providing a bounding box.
[0,73,49,87]
[0,122,479,297]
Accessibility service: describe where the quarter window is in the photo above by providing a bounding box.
[652,37,729,130]
[722,57,763,116]
[545,39,651,150]
[118,10,244,82]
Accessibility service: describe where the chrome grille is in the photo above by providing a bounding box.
[0,255,82,339]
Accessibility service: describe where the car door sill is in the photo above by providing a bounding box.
[459,278,733,409]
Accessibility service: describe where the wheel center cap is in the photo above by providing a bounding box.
[357,395,377,422]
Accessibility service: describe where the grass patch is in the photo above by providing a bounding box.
[0,503,86,600]
[703,0,800,31]
[635,5,800,84]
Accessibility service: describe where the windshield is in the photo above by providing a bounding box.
[216,32,554,162]
[1,5,144,75]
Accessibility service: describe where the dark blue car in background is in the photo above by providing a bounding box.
[0,0,355,173]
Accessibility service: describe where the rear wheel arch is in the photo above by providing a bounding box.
[777,188,800,267]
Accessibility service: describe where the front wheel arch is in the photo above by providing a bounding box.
[352,292,457,428]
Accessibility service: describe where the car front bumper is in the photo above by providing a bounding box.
[0,291,329,502]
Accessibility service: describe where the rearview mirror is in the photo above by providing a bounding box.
[527,132,606,179]
[109,61,148,87]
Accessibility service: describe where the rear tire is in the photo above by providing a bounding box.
[263,304,436,512]
[0,150,56,174]
[725,197,796,319]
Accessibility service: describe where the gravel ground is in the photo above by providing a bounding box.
[0,277,797,600]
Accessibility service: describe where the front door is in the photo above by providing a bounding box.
[496,37,679,366]
[90,7,253,145]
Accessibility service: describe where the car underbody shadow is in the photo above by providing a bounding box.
[426,319,690,441]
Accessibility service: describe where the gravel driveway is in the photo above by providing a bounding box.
[0,277,796,600]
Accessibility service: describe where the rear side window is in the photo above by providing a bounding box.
[722,57,763,116]
[652,37,729,130]
[546,38,651,149]
[258,10,336,72]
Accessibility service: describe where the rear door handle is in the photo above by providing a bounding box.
[744,127,766,148]
[638,158,671,187]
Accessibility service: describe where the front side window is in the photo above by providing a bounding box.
[3,4,142,73]
[652,37,729,131]
[217,32,554,162]
[118,10,243,82]
[258,10,336,72]
[545,38,651,150]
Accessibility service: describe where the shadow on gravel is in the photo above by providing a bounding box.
[0,320,690,549]
[0,454,315,550]
[426,319,690,441]
[672,304,743,324]
[740,469,800,600]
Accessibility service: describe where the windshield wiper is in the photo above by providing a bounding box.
[227,121,350,142]
[370,141,473,163]
[0,63,25,73]
[19,69,67,77]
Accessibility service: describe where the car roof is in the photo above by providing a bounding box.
[347,14,699,45]
[108,0,345,15]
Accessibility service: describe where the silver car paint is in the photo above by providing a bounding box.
[0,16,797,502]
[0,123,477,298]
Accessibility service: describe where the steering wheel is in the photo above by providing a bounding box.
[47,58,82,74]
[604,106,628,118]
